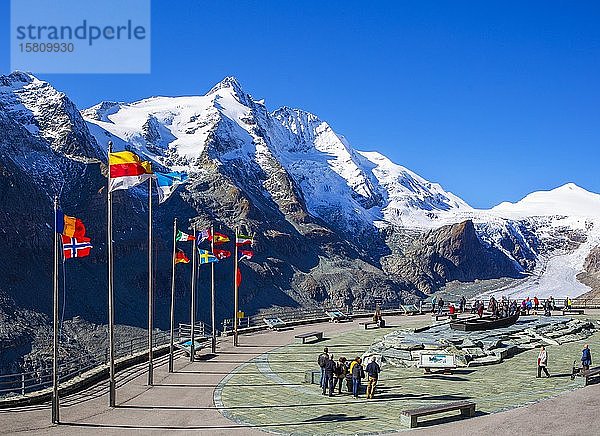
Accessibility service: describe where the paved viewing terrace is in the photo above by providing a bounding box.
[2,312,599,435]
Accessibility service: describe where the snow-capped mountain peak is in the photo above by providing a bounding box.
[491,183,600,218]
[206,76,254,108]
[0,71,102,161]
[81,76,475,233]
[0,70,37,89]
[207,76,245,96]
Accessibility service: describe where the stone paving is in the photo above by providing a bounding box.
[217,315,599,434]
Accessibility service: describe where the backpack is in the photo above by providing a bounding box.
[318,353,327,368]
[334,362,343,376]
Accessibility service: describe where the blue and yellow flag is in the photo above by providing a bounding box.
[198,249,218,264]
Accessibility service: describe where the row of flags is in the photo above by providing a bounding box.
[53,146,258,408]
[56,150,256,264]
[174,229,255,265]
[56,150,187,259]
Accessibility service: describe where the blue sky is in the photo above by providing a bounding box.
[1,0,599,208]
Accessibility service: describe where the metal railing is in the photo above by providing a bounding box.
[221,301,411,332]
[221,295,600,332]
[0,330,171,398]
[177,321,212,340]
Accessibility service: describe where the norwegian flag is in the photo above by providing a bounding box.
[62,235,93,259]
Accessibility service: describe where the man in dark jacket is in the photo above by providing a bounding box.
[322,354,336,396]
[317,347,329,390]
[365,356,381,399]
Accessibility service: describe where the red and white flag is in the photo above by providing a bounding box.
[239,249,254,261]
[62,235,93,259]
[213,248,231,260]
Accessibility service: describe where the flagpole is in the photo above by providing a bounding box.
[169,218,177,373]
[233,227,239,347]
[147,177,154,386]
[210,224,216,353]
[52,196,60,424]
[107,141,116,407]
[190,225,197,362]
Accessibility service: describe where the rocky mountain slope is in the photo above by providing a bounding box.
[577,246,600,298]
[382,220,522,294]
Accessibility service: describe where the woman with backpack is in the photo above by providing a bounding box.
[333,357,347,394]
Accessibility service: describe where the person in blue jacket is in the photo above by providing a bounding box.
[582,344,592,371]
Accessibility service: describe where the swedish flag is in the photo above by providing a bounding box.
[198,249,218,264]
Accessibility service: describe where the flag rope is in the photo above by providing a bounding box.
[60,251,66,335]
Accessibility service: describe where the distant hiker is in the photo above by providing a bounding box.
[488,296,496,313]
[431,296,437,313]
[533,296,540,312]
[322,354,336,396]
[373,306,382,325]
[477,302,484,318]
[318,347,329,389]
[537,346,550,378]
[350,357,365,398]
[582,344,592,371]
[471,300,478,314]
[567,297,573,310]
[459,296,466,313]
[365,356,381,399]
[333,357,348,394]
[437,297,444,315]
[543,299,552,316]
[449,304,456,315]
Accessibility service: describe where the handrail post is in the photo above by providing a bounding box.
[21,373,25,395]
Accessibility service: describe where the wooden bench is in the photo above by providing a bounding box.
[294,331,323,344]
[573,366,600,386]
[401,401,476,428]
[359,321,379,330]
[562,309,585,315]
[434,313,457,321]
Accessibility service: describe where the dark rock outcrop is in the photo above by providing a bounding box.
[383,220,523,294]
[577,246,600,298]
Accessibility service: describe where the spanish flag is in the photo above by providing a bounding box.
[109,151,153,191]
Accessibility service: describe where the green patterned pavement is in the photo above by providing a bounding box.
[215,318,597,435]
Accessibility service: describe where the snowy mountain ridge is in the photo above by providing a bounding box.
[491,183,600,218]
[82,76,477,233]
